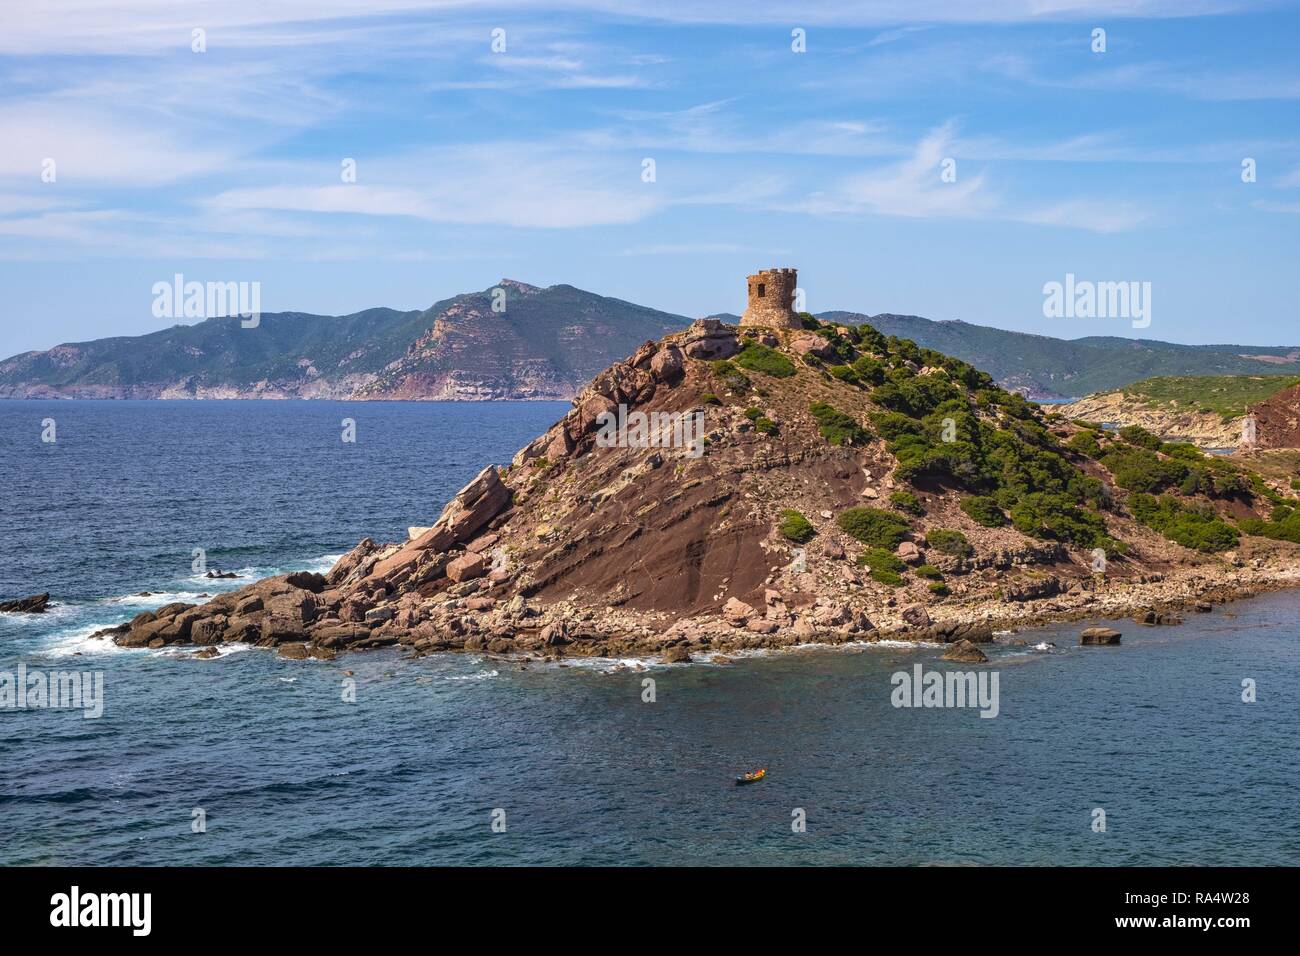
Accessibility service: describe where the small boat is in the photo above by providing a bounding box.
[735,768,767,785]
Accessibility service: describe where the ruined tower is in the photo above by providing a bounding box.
[740,268,800,329]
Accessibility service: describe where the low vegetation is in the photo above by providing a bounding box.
[1129,494,1239,553]
[777,509,816,543]
[1119,374,1300,419]
[810,402,870,446]
[837,507,910,549]
[734,342,795,378]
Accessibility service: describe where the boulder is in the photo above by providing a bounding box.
[285,571,327,593]
[662,646,692,664]
[722,597,755,625]
[276,643,310,660]
[1080,626,1122,646]
[901,605,932,629]
[446,552,488,583]
[190,617,228,646]
[364,606,395,625]
[789,334,835,360]
[896,541,923,565]
[540,622,571,646]
[326,538,378,585]
[813,604,849,627]
[940,639,988,663]
[682,319,739,360]
[234,595,264,616]
[650,343,685,382]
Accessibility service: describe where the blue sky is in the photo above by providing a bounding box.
[1,0,1298,357]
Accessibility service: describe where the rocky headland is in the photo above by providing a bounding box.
[99,313,1300,664]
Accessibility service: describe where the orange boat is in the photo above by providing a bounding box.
[735,768,767,785]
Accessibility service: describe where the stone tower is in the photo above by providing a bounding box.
[740,268,800,329]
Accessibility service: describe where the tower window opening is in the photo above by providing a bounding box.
[757,283,765,297]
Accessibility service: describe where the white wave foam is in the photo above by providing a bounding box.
[101,590,206,607]
[41,624,134,658]
[444,669,499,681]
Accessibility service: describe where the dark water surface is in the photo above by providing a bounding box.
[2,400,1298,865]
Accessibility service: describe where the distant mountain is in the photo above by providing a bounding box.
[3,286,1297,401]
[0,281,689,400]
[815,312,1300,400]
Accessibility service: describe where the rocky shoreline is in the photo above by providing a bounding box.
[86,550,1300,665]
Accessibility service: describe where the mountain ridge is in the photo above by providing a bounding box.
[3,282,1297,401]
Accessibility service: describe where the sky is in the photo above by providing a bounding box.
[1,0,1298,357]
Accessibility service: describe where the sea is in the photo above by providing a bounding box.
[2,399,1298,866]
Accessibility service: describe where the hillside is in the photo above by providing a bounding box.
[0,282,688,401]
[103,312,1300,662]
[3,286,1298,402]
[1060,375,1300,448]
[816,312,1300,400]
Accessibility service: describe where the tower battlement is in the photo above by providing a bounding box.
[740,268,800,329]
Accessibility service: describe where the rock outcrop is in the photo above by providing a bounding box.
[0,593,50,613]
[107,308,1300,664]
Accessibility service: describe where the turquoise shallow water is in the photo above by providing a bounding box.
[2,400,1298,865]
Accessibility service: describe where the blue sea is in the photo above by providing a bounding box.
[2,400,1298,866]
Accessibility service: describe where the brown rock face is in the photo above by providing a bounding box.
[1248,382,1300,449]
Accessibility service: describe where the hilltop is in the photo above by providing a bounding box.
[101,311,1300,662]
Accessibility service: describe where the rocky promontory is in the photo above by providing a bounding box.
[109,313,1300,663]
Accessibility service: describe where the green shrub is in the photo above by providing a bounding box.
[960,495,1007,527]
[926,528,973,558]
[744,407,763,421]
[1236,505,1300,544]
[1118,424,1164,450]
[857,548,907,586]
[1099,445,1187,494]
[700,392,720,406]
[734,343,795,378]
[810,402,870,446]
[857,547,907,573]
[1129,494,1239,553]
[778,509,816,543]
[928,582,950,596]
[837,507,911,549]
[828,364,859,385]
[914,564,944,580]
[709,360,751,393]
[754,416,777,435]
[851,355,887,386]
[889,490,925,516]
[1067,431,1102,458]
[1291,478,1300,492]
[1009,492,1109,548]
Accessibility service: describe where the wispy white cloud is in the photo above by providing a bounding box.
[792,124,1150,232]
[204,145,664,228]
